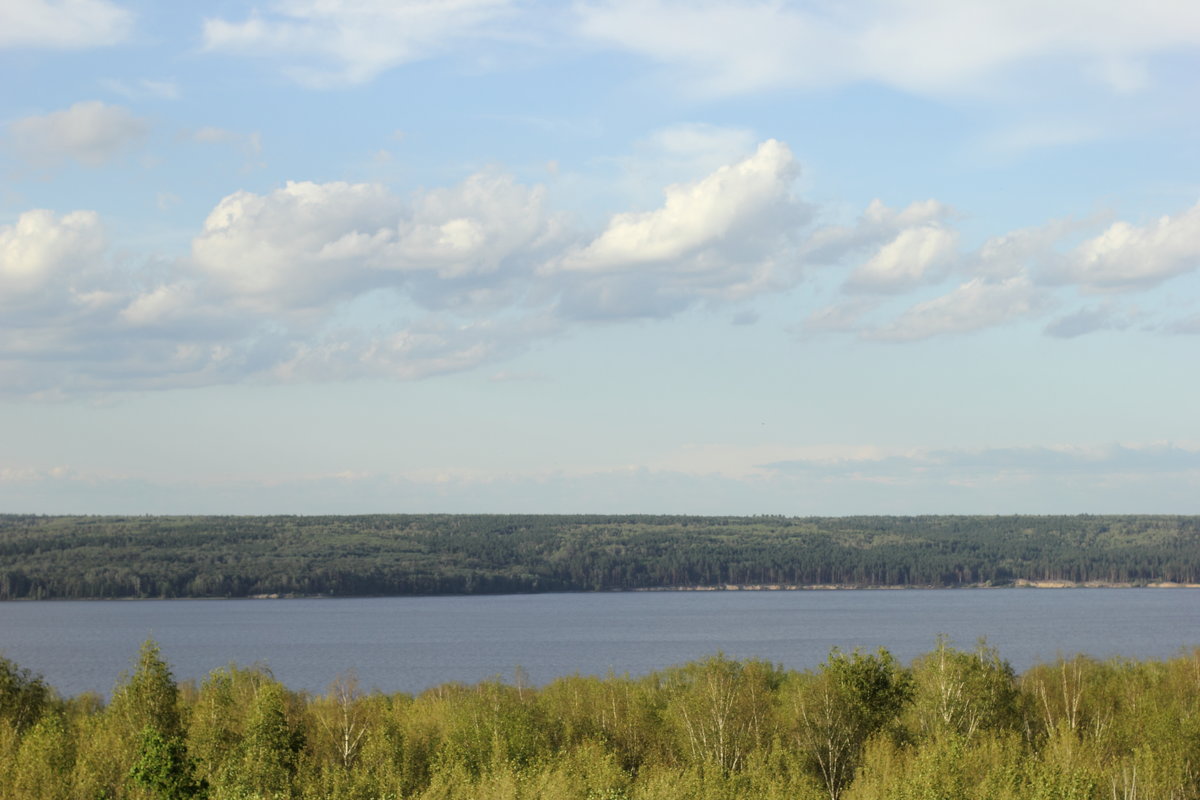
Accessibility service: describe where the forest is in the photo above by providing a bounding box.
[1,638,1199,799]
[1,514,1198,599]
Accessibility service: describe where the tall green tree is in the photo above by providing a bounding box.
[110,640,206,800]
[0,655,52,734]
[784,648,912,800]
[225,681,301,799]
[907,637,1019,741]
[664,654,782,773]
[10,713,73,800]
[111,640,184,740]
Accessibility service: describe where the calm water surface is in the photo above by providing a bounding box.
[1,589,1197,697]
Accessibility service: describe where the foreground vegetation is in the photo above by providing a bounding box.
[2,514,1199,599]
[2,639,1199,799]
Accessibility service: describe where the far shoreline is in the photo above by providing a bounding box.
[9,580,1200,601]
[626,579,1200,592]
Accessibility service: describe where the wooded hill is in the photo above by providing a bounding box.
[1,514,1198,599]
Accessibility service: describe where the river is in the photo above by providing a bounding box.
[1,588,1197,697]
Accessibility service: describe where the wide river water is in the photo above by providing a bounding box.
[2,589,1198,698]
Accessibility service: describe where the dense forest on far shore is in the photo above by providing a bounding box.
[2,639,1200,800]
[1,514,1198,600]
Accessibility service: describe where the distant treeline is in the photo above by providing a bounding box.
[2,640,1200,799]
[1,514,1198,599]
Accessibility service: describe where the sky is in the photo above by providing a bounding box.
[1,0,1199,515]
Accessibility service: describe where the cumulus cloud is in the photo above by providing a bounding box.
[563,140,799,270]
[970,218,1083,281]
[798,198,1200,342]
[554,140,807,317]
[6,101,147,167]
[202,0,513,87]
[575,0,1200,97]
[845,224,957,293]
[869,274,1044,341]
[193,180,401,311]
[798,198,953,267]
[191,172,563,315]
[10,134,1193,396]
[0,171,566,393]
[2,139,814,393]
[0,0,132,49]
[0,209,108,311]
[0,208,276,394]
[270,315,561,382]
[1051,202,1200,290]
[616,124,762,196]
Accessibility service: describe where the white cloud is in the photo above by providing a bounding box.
[202,0,513,87]
[396,171,563,282]
[576,0,848,96]
[576,0,1200,97]
[601,124,763,221]
[561,139,800,271]
[971,218,1082,281]
[6,101,147,167]
[0,207,270,394]
[0,0,131,49]
[14,133,1195,396]
[1055,202,1200,290]
[191,172,562,315]
[192,180,404,310]
[802,200,1200,341]
[870,274,1044,341]
[117,283,198,327]
[845,224,957,293]
[270,316,559,382]
[0,209,107,308]
[2,140,812,393]
[798,198,953,267]
[554,139,806,317]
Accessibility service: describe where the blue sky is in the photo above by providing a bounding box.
[2,0,1199,514]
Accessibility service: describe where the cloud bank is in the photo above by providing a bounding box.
[202,0,514,87]
[0,0,132,49]
[6,101,147,168]
[2,134,1198,395]
[575,0,1200,97]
